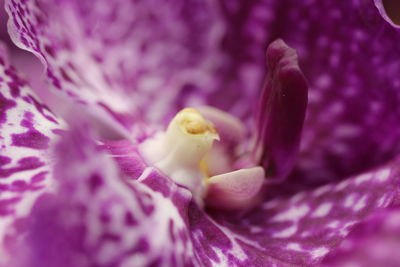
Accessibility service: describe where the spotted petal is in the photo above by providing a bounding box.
[190,160,400,266]
[0,46,63,262]
[4,123,195,266]
[5,0,226,131]
[97,136,400,266]
[322,207,400,266]
[269,1,400,184]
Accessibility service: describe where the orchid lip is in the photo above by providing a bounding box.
[139,107,265,209]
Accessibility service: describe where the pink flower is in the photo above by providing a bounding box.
[1,0,400,266]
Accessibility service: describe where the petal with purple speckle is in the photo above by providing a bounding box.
[8,0,400,185]
[190,160,400,266]
[6,124,195,266]
[322,207,400,266]
[5,0,225,129]
[272,1,400,184]
[0,48,63,260]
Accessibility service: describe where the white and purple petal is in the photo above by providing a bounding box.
[8,0,400,186]
[272,1,400,184]
[190,160,400,266]
[4,1,400,266]
[322,207,400,266]
[0,48,63,262]
[6,124,195,266]
[5,0,226,129]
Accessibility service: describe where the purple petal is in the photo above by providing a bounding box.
[5,0,277,125]
[271,1,400,184]
[253,39,308,180]
[1,0,45,99]
[204,1,276,118]
[322,208,400,266]
[5,0,226,128]
[0,0,10,46]
[190,160,399,266]
[9,1,400,185]
[0,48,63,259]
[6,124,195,266]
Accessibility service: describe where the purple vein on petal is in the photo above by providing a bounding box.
[253,39,308,180]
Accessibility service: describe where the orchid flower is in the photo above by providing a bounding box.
[1,0,400,266]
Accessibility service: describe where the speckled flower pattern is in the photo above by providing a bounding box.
[1,0,400,266]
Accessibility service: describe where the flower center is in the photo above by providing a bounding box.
[178,108,216,135]
[139,107,264,209]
